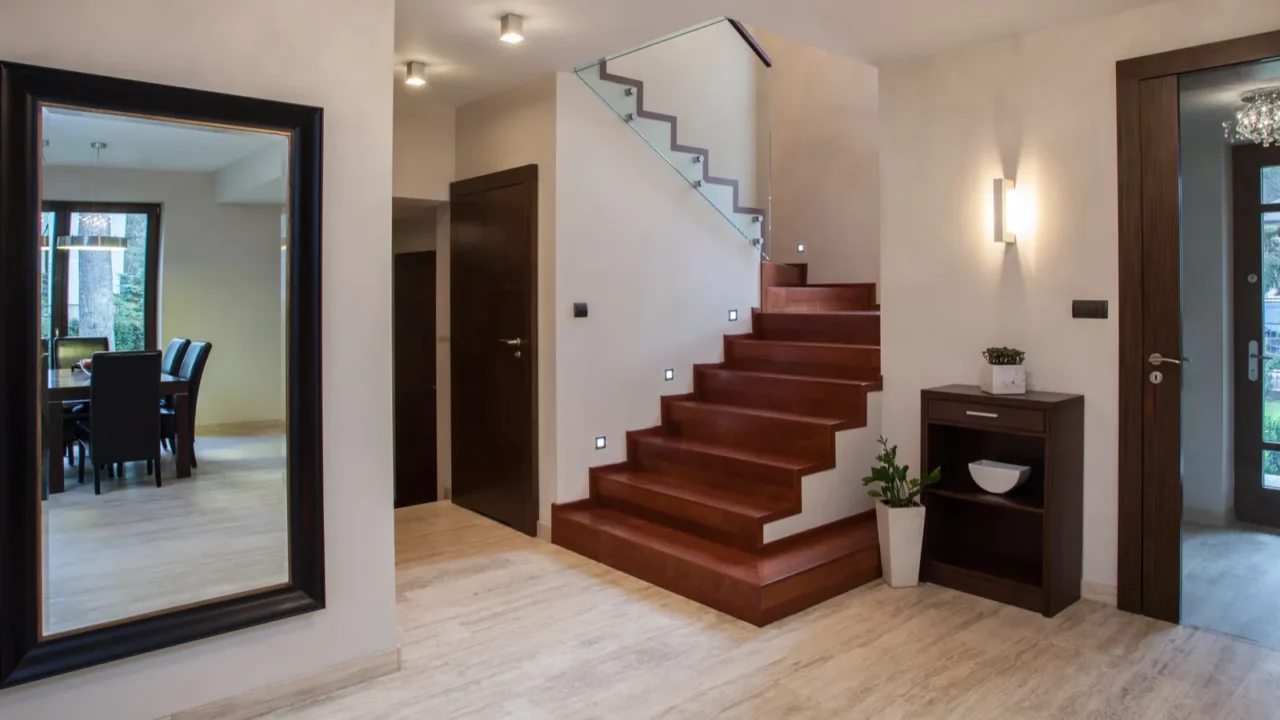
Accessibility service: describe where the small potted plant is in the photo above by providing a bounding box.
[981,346,1027,395]
[862,436,941,588]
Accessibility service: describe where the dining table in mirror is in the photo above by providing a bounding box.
[1,61,323,688]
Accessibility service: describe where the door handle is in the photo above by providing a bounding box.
[1148,353,1188,366]
[1249,340,1273,382]
[499,338,523,347]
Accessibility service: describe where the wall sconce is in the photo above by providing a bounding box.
[994,178,1018,244]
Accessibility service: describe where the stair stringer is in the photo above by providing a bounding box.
[762,392,882,544]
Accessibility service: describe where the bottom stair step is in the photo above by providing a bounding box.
[552,501,881,626]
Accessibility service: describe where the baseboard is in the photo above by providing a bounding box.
[195,420,286,437]
[537,520,552,541]
[170,647,401,720]
[1081,580,1118,607]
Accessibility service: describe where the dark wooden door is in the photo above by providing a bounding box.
[1232,143,1280,527]
[393,251,438,508]
[1137,75,1184,623]
[450,166,538,536]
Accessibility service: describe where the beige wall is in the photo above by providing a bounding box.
[0,0,398,717]
[879,0,1280,595]
[44,166,286,427]
[760,28,880,285]
[554,72,760,515]
[392,83,455,202]
[452,75,559,525]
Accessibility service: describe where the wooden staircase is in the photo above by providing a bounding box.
[553,262,885,626]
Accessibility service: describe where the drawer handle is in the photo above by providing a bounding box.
[966,410,999,418]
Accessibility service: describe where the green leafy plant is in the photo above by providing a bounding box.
[983,346,1026,366]
[862,436,941,508]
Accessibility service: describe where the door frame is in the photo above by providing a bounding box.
[1116,29,1280,621]
[448,164,540,535]
[393,249,438,509]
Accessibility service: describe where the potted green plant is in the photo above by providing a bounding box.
[981,346,1027,395]
[862,436,941,588]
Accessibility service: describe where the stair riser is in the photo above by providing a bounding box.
[592,472,764,551]
[754,312,880,345]
[630,433,797,496]
[725,340,881,382]
[663,398,833,463]
[695,367,869,423]
[765,285,876,312]
[552,507,767,624]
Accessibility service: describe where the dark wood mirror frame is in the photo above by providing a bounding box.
[0,61,324,688]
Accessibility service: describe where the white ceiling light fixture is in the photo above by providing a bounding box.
[56,142,127,251]
[499,13,525,44]
[405,61,428,87]
[1225,86,1280,146]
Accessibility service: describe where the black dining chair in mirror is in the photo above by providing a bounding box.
[0,59,323,688]
[160,337,191,378]
[161,341,212,464]
[74,351,163,495]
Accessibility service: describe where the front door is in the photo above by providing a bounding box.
[393,250,437,509]
[1232,144,1280,526]
[449,166,538,536]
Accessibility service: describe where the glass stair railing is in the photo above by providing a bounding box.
[575,18,772,258]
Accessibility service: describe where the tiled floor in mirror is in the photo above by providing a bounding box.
[41,432,288,636]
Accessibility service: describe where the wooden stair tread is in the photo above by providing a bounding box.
[596,468,793,521]
[633,432,815,471]
[733,338,879,351]
[554,502,878,585]
[669,399,845,427]
[757,310,880,316]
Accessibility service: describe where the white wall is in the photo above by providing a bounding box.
[393,83,456,202]
[555,73,760,514]
[607,21,768,209]
[879,0,1280,594]
[453,75,558,526]
[0,0,397,717]
[44,166,285,427]
[1180,115,1234,525]
[759,28,881,285]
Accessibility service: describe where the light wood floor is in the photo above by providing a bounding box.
[1183,522,1280,651]
[42,434,288,636]
[260,502,1280,719]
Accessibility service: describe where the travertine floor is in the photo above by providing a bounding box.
[42,433,288,636]
[1183,522,1280,651]
[262,502,1280,719]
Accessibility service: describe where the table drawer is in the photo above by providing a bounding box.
[928,399,1044,433]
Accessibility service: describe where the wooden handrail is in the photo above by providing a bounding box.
[727,19,772,68]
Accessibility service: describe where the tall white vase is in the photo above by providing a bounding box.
[875,502,926,588]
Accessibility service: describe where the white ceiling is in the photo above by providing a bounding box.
[42,107,284,172]
[394,0,1167,107]
[1181,59,1280,133]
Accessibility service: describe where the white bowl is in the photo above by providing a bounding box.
[968,459,1031,494]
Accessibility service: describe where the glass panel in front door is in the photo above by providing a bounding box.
[1262,208,1280,489]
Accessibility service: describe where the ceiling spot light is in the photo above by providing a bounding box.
[500,14,525,44]
[405,62,427,87]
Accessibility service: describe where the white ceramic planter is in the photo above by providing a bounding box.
[875,502,926,588]
[980,364,1026,395]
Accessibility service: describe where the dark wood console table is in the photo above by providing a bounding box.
[920,384,1084,617]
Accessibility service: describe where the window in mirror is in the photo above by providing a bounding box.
[39,105,292,637]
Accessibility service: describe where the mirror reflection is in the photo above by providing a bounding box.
[38,106,290,637]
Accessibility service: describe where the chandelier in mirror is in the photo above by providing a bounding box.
[54,141,128,251]
[1225,86,1280,147]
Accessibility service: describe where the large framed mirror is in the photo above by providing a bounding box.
[0,61,323,687]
